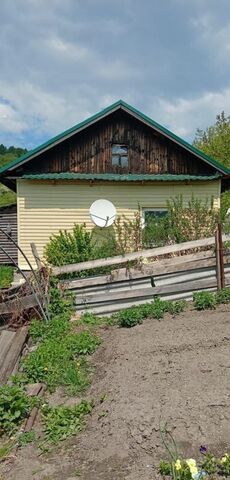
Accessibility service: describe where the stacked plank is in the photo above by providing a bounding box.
[0,326,28,383]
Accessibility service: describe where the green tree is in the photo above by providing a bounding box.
[0,145,27,208]
[193,111,230,169]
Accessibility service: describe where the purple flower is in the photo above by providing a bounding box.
[199,446,207,455]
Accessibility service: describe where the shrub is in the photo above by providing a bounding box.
[45,224,96,267]
[165,300,187,316]
[0,385,31,435]
[41,400,93,444]
[193,291,216,310]
[216,287,230,304]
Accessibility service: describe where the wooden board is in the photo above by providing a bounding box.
[53,234,230,276]
[0,293,39,315]
[63,251,225,290]
[0,326,28,384]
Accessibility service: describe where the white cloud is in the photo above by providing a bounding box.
[151,88,230,139]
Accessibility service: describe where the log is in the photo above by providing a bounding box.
[75,275,230,305]
[53,234,230,276]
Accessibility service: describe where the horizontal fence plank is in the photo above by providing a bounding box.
[75,274,230,306]
[53,234,230,276]
[63,251,224,290]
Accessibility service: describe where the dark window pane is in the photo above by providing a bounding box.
[112,155,120,166]
[120,156,128,167]
[144,210,168,223]
[112,144,128,155]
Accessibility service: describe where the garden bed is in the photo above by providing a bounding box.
[1,303,230,480]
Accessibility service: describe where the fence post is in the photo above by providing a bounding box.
[218,223,225,289]
[215,228,221,290]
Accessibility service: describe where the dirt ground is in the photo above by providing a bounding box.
[1,304,230,480]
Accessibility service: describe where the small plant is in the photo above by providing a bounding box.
[116,306,144,328]
[219,453,230,476]
[165,300,187,316]
[17,430,36,447]
[193,291,216,310]
[215,287,230,304]
[41,400,93,444]
[0,265,14,289]
[0,385,31,435]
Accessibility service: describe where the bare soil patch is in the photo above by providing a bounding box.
[1,305,230,480]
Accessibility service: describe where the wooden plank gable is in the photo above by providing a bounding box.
[20,110,215,176]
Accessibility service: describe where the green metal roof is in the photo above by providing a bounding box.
[20,173,221,182]
[0,99,230,176]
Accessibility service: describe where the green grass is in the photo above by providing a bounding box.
[22,314,101,394]
[0,266,14,288]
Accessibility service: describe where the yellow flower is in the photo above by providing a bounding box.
[44,367,48,371]
[175,459,181,471]
[186,459,197,468]
[76,362,80,367]
[221,454,228,463]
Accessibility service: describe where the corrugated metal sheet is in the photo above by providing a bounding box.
[73,264,230,315]
[17,179,221,269]
[20,173,221,182]
[0,205,17,264]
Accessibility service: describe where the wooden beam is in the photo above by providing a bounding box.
[53,234,230,276]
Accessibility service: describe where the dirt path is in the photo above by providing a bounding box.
[2,305,230,480]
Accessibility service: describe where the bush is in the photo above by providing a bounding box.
[45,224,95,267]
[116,306,144,328]
[0,385,30,436]
[193,291,216,310]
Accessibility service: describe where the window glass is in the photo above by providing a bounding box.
[112,144,128,168]
[143,209,168,226]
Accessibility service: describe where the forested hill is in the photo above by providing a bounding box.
[0,144,28,208]
[0,144,27,169]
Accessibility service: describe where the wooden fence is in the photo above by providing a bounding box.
[60,231,230,315]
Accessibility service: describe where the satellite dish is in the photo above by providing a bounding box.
[89,199,117,227]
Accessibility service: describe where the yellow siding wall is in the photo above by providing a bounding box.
[17,179,221,269]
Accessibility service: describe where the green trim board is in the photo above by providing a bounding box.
[19,173,221,182]
[0,99,230,176]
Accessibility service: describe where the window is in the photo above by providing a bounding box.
[112,144,128,168]
[143,208,168,226]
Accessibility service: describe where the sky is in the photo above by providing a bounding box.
[1,0,230,149]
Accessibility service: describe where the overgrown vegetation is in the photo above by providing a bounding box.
[23,311,101,393]
[0,265,14,289]
[0,384,31,436]
[115,298,187,327]
[41,400,93,444]
[45,195,228,272]
[193,291,217,310]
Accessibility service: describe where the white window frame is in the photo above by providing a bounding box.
[142,207,168,227]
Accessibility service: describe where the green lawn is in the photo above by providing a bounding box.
[0,266,14,288]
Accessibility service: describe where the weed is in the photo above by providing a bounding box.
[193,291,216,310]
[0,440,14,462]
[41,400,93,444]
[100,392,107,403]
[116,306,144,328]
[22,331,99,393]
[0,384,31,436]
[165,300,187,316]
[17,430,36,447]
[0,266,14,289]
[215,287,230,304]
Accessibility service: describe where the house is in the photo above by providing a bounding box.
[0,100,229,270]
